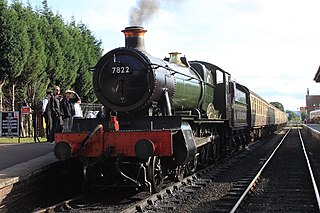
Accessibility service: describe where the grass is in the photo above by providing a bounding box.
[0,137,47,144]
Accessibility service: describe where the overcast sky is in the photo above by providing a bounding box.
[14,0,320,111]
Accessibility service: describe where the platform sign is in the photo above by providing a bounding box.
[0,111,20,137]
[21,106,31,115]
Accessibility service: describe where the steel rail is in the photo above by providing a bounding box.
[230,128,292,213]
[32,194,87,213]
[298,127,320,211]
[120,174,199,213]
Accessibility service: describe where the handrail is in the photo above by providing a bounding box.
[80,124,103,150]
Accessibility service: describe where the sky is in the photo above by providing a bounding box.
[11,0,320,111]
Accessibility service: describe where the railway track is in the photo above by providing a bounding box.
[22,130,282,212]
[30,162,227,212]
[229,126,320,212]
[5,129,294,212]
[29,145,246,212]
[32,194,87,213]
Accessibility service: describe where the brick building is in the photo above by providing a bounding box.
[306,88,320,114]
[309,66,320,114]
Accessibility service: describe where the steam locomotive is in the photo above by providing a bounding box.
[54,26,287,193]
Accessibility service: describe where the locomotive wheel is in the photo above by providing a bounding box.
[199,145,209,167]
[82,164,99,192]
[174,165,185,181]
[199,143,213,168]
[211,142,218,163]
[213,139,221,162]
[82,165,91,192]
[186,155,198,175]
[147,156,164,193]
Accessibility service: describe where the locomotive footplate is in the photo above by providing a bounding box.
[72,115,181,132]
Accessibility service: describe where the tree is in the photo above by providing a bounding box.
[0,0,8,110]
[301,111,308,122]
[286,110,300,121]
[270,102,284,112]
[39,0,64,88]
[46,14,74,89]
[16,3,47,103]
[54,14,79,90]
[0,0,103,110]
[73,23,103,102]
[2,0,30,109]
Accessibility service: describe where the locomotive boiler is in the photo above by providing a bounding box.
[54,26,287,193]
[93,26,214,115]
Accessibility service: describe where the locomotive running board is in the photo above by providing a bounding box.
[72,116,182,132]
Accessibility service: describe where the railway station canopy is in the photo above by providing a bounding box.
[314,66,320,82]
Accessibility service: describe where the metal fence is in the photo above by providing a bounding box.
[80,103,102,118]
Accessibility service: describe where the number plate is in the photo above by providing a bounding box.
[112,66,131,74]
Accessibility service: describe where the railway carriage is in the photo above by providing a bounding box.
[310,109,320,123]
[248,91,287,140]
[54,26,287,193]
[250,92,269,127]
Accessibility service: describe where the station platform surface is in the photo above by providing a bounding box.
[0,142,59,204]
[305,124,320,133]
[0,142,58,195]
[0,142,55,171]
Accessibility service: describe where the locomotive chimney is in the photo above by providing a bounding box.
[122,26,147,52]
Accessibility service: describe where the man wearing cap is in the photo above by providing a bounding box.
[61,89,80,132]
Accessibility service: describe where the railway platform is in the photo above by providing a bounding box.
[0,142,57,204]
[302,124,320,140]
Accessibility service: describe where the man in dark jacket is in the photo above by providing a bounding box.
[61,90,80,132]
[47,86,62,142]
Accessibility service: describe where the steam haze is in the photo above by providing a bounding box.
[129,0,183,26]
[129,0,160,26]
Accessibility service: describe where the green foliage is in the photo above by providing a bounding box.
[286,110,300,121]
[0,0,9,84]
[17,3,47,101]
[0,137,47,143]
[0,0,103,110]
[270,101,284,111]
[300,111,308,121]
[6,1,30,80]
[73,23,102,102]
[39,10,64,88]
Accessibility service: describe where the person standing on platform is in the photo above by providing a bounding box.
[42,91,52,142]
[96,106,106,118]
[73,100,83,118]
[48,86,63,142]
[61,90,80,132]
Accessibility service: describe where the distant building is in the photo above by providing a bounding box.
[306,88,320,114]
[310,66,320,114]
